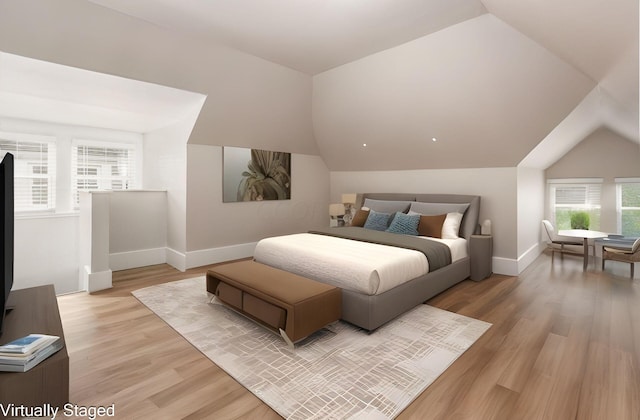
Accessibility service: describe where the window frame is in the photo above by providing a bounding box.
[71,139,141,209]
[615,177,640,236]
[547,178,603,230]
[0,131,57,215]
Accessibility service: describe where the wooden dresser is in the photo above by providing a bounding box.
[0,285,69,408]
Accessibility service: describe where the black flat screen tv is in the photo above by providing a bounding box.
[0,152,14,336]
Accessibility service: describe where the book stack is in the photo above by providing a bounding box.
[0,334,63,372]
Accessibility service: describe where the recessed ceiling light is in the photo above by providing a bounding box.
[432,137,437,142]
[363,143,367,147]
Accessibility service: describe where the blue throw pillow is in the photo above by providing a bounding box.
[386,212,420,236]
[363,210,391,231]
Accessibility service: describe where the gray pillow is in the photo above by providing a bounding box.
[363,210,391,231]
[409,202,469,216]
[363,199,413,214]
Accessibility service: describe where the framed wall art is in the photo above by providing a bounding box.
[223,146,291,202]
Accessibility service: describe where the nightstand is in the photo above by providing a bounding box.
[470,234,492,281]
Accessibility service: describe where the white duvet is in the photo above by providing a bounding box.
[253,233,467,296]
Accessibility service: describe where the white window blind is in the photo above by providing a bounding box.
[616,178,640,236]
[0,135,56,213]
[554,184,601,207]
[548,179,602,230]
[71,140,138,207]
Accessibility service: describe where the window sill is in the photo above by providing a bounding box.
[16,211,79,220]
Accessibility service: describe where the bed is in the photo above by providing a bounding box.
[254,193,481,331]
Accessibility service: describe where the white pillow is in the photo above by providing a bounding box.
[442,212,463,239]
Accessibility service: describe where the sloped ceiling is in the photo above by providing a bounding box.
[483,0,638,114]
[0,0,636,170]
[0,52,206,133]
[84,0,638,171]
[486,0,639,169]
[313,14,595,170]
[87,0,489,75]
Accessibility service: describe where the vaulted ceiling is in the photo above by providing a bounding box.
[85,0,639,170]
[86,0,489,75]
[0,52,205,133]
[0,0,637,171]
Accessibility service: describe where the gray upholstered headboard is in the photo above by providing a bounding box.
[355,193,481,240]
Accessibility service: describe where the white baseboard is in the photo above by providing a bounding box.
[492,242,545,277]
[517,242,545,274]
[185,242,257,270]
[107,242,543,280]
[107,243,256,273]
[166,247,187,272]
[81,265,112,293]
[110,247,167,271]
[492,257,518,276]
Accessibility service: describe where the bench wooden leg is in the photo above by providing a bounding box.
[279,328,294,349]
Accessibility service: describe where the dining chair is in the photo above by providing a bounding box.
[542,220,584,261]
[602,238,640,278]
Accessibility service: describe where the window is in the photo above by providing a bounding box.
[616,178,640,236]
[0,134,56,213]
[548,179,602,230]
[71,140,138,208]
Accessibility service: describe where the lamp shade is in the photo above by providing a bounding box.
[329,203,346,217]
[341,193,357,204]
[481,219,492,235]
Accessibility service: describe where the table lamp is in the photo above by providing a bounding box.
[329,203,346,227]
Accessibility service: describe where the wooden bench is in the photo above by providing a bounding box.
[206,260,341,347]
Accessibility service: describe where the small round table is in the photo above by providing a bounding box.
[558,229,608,270]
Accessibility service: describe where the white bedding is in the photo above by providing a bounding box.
[253,233,467,295]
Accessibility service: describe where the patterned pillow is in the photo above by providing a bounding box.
[386,212,420,236]
[363,210,391,231]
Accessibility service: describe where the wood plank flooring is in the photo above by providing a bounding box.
[56,253,639,419]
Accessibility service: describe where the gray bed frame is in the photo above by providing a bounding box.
[341,193,481,331]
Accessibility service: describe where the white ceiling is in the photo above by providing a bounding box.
[84,0,638,95]
[0,52,206,133]
[84,0,638,148]
[87,0,488,75]
[483,0,639,126]
[0,0,636,169]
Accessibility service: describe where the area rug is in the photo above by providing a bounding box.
[133,277,491,419]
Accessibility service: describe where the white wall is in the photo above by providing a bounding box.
[109,191,166,254]
[143,103,204,270]
[222,147,252,203]
[186,144,330,268]
[329,167,518,273]
[109,191,167,271]
[14,214,79,294]
[516,166,546,272]
[14,185,169,297]
[77,190,169,291]
[78,191,111,292]
[1,117,143,295]
[545,127,640,234]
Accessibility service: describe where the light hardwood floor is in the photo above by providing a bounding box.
[57,253,639,419]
